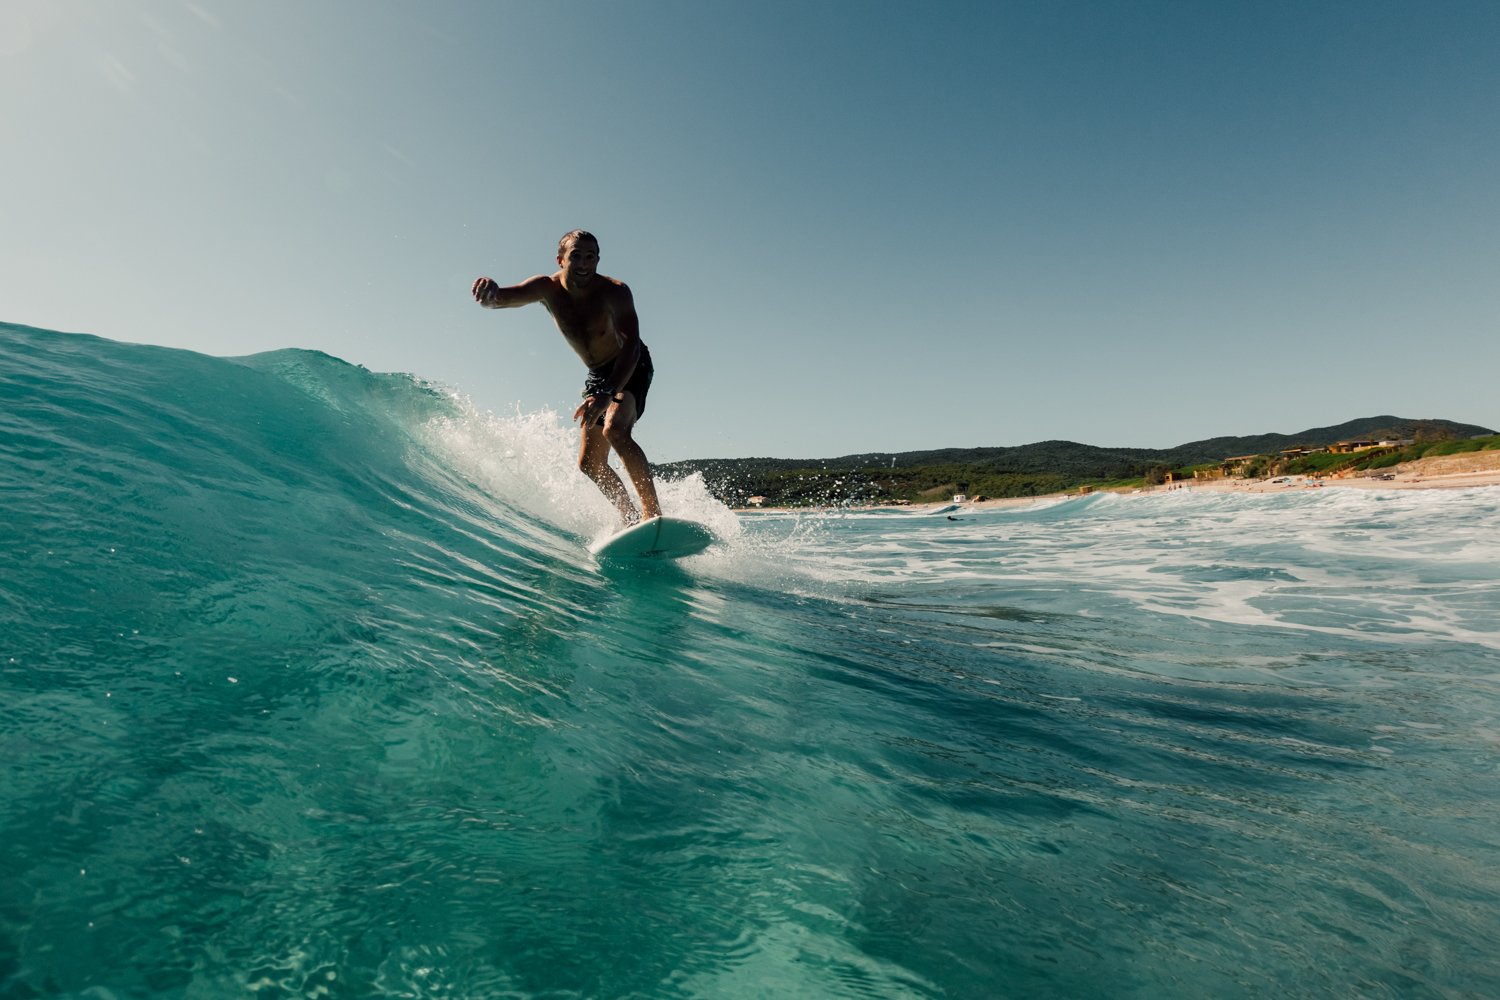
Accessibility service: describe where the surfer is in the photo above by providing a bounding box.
[471,230,661,526]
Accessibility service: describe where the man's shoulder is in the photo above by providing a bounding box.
[531,272,567,299]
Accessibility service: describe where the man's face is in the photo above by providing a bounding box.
[558,240,600,284]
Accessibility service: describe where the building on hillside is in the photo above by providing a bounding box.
[1329,440,1379,454]
[1219,455,1260,477]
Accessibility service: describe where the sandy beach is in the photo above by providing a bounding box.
[962,448,1500,511]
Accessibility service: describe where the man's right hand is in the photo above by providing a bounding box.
[471,273,553,310]
[472,277,500,307]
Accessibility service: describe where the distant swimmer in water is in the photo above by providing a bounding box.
[472,230,659,526]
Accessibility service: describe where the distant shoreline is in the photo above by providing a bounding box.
[734,451,1500,514]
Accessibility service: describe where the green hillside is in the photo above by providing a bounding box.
[656,416,1495,507]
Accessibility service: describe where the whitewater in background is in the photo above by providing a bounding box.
[4,321,1500,999]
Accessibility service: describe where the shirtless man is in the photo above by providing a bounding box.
[471,230,661,526]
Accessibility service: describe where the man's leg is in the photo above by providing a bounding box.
[578,421,640,524]
[602,394,662,521]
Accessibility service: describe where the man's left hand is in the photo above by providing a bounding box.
[573,393,612,426]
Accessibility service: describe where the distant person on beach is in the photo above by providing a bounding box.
[471,230,660,526]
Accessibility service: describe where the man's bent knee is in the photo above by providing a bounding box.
[602,422,636,452]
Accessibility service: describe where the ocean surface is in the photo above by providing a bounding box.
[5,321,1500,999]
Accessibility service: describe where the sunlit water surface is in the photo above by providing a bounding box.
[4,323,1499,998]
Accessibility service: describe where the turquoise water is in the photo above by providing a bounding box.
[4,321,1500,999]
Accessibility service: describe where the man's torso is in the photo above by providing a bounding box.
[542,274,626,368]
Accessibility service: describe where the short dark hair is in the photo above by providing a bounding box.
[558,229,598,256]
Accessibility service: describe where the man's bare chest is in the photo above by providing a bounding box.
[545,292,612,338]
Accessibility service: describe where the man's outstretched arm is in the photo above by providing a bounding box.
[472,274,551,309]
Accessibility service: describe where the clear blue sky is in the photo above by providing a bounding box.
[4,0,1497,461]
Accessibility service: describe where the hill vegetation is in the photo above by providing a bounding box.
[655,416,1496,507]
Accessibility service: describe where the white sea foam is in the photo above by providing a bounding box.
[416,397,1500,648]
[741,486,1500,650]
[419,392,743,556]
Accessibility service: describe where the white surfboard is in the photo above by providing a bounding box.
[590,516,717,560]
